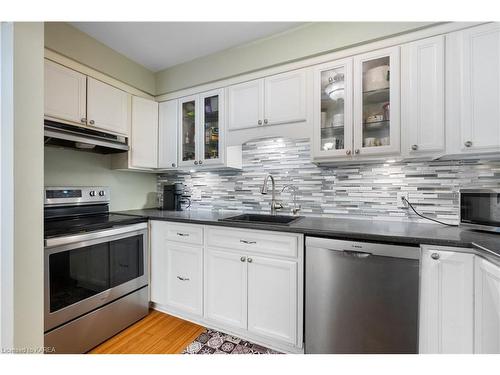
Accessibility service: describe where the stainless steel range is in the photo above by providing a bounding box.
[44,186,149,354]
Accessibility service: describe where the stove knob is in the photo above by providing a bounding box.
[99,190,106,197]
[89,190,96,197]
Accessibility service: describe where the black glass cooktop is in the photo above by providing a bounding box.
[44,213,147,239]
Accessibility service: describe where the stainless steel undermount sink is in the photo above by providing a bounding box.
[220,213,303,225]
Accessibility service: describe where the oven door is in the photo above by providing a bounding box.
[44,222,148,332]
[460,189,500,232]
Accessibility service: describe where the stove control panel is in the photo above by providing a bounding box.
[44,186,110,206]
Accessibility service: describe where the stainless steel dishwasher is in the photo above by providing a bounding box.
[305,237,420,354]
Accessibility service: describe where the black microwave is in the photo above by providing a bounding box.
[460,189,500,233]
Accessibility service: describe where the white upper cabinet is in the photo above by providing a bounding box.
[419,247,474,354]
[474,256,500,354]
[87,77,130,136]
[228,69,307,131]
[130,96,158,169]
[402,35,445,158]
[227,79,264,130]
[353,46,401,157]
[447,23,500,154]
[44,60,87,126]
[158,100,178,169]
[312,58,353,160]
[264,69,307,126]
[247,255,298,345]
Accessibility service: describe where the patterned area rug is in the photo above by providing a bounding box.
[182,329,282,354]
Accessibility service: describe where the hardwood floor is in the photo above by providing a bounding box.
[89,310,206,354]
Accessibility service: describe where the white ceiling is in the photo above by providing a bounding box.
[70,22,303,72]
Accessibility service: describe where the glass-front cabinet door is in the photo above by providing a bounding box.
[313,58,353,160]
[199,89,224,165]
[353,46,400,156]
[178,95,198,167]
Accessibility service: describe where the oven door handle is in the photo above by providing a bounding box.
[44,222,148,248]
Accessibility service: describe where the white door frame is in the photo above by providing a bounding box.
[0,21,15,351]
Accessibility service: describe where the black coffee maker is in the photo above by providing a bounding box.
[162,183,190,211]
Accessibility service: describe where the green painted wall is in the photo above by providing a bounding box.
[45,22,156,95]
[45,147,157,211]
[155,22,438,95]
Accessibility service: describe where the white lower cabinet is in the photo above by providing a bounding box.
[419,246,474,353]
[150,221,303,352]
[474,256,500,353]
[204,248,247,330]
[247,255,297,345]
[150,221,203,317]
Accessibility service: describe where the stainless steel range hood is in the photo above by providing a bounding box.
[44,120,129,154]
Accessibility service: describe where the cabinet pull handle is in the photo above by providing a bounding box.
[240,256,246,262]
[346,150,351,155]
[247,257,253,263]
[258,120,262,125]
[177,232,189,237]
[240,239,256,244]
[89,120,95,125]
[411,144,418,151]
[464,141,473,148]
[264,119,268,125]
[177,276,190,281]
[80,118,87,123]
[431,253,440,260]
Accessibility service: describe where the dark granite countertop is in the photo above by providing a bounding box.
[116,208,500,261]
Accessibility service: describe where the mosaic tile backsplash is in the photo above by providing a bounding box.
[158,137,500,224]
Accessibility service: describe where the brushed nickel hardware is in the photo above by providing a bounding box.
[171,163,176,167]
[177,276,190,281]
[258,120,262,125]
[89,120,95,125]
[464,141,473,148]
[240,256,246,262]
[194,161,198,165]
[199,160,203,165]
[261,173,283,215]
[80,118,86,123]
[355,149,360,154]
[346,150,351,155]
[264,119,268,124]
[177,232,189,237]
[247,257,253,263]
[431,253,440,260]
[240,239,256,244]
[411,144,418,151]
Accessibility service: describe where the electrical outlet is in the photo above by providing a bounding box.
[397,192,409,209]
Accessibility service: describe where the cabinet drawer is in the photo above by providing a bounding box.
[206,226,298,258]
[165,243,203,316]
[153,221,203,245]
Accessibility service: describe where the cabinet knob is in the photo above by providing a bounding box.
[240,256,246,262]
[464,141,473,148]
[264,119,268,125]
[177,276,190,281]
[247,257,253,263]
[80,118,87,123]
[194,161,198,165]
[171,163,176,168]
[411,144,418,151]
[89,120,95,125]
[355,149,360,154]
[346,150,351,155]
[258,120,262,125]
[199,160,203,165]
[431,253,440,260]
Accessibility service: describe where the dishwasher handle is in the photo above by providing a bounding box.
[343,250,372,258]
